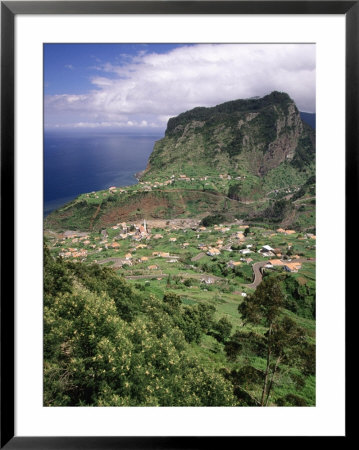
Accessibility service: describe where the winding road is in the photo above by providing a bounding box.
[95,253,314,292]
[246,261,269,289]
[246,258,315,289]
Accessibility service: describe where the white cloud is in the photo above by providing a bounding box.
[50,120,161,130]
[45,44,315,130]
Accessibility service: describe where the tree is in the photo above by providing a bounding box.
[163,292,181,309]
[238,277,306,405]
[200,214,226,227]
[214,317,233,342]
[262,316,306,405]
[43,242,73,302]
[239,276,283,327]
[244,227,250,237]
[228,183,241,201]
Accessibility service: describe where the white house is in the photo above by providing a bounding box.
[239,248,252,255]
[261,245,274,252]
[259,245,275,256]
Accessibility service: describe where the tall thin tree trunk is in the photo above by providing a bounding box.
[260,324,272,406]
[264,355,282,406]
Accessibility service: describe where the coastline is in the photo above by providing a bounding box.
[45,170,146,218]
[134,169,146,181]
[44,133,159,217]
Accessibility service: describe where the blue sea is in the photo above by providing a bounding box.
[44,132,161,216]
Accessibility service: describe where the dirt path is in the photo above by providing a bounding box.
[96,257,127,269]
[293,196,316,204]
[125,272,168,280]
[191,252,206,262]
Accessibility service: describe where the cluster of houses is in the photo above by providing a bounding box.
[138,179,174,191]
[108,220,151,242]
[57,232,92,260]
[265,259,302,273]
[53,218,312,281]
[58,247,88,260]
[85,187,126,199]
[125,172,248,192]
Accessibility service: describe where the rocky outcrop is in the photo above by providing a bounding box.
[141,91,314,179]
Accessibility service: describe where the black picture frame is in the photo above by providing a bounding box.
[1,1,354,447]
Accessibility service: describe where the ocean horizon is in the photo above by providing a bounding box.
[44,131,161,216]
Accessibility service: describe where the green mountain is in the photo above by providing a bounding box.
[143,91,314,180]
[45,92,315,231]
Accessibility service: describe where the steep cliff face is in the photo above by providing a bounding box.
[142,91,314,179]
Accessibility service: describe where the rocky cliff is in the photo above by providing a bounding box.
[142,91,314,180]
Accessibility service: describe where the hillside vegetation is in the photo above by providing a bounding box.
[45,92,315,232]
[44,92,316,406]
[44,236,315,407]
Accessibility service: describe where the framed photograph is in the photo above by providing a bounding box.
[1,1,353,446]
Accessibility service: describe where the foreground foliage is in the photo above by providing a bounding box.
[44,241,315,406]
[225,277,315,406]
[44,244,236,406]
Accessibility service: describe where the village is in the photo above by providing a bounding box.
[78,171,302,205]
[46,214,316,307]
[81,173,244,203]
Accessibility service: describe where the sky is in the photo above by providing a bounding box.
[44,43,316,133]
